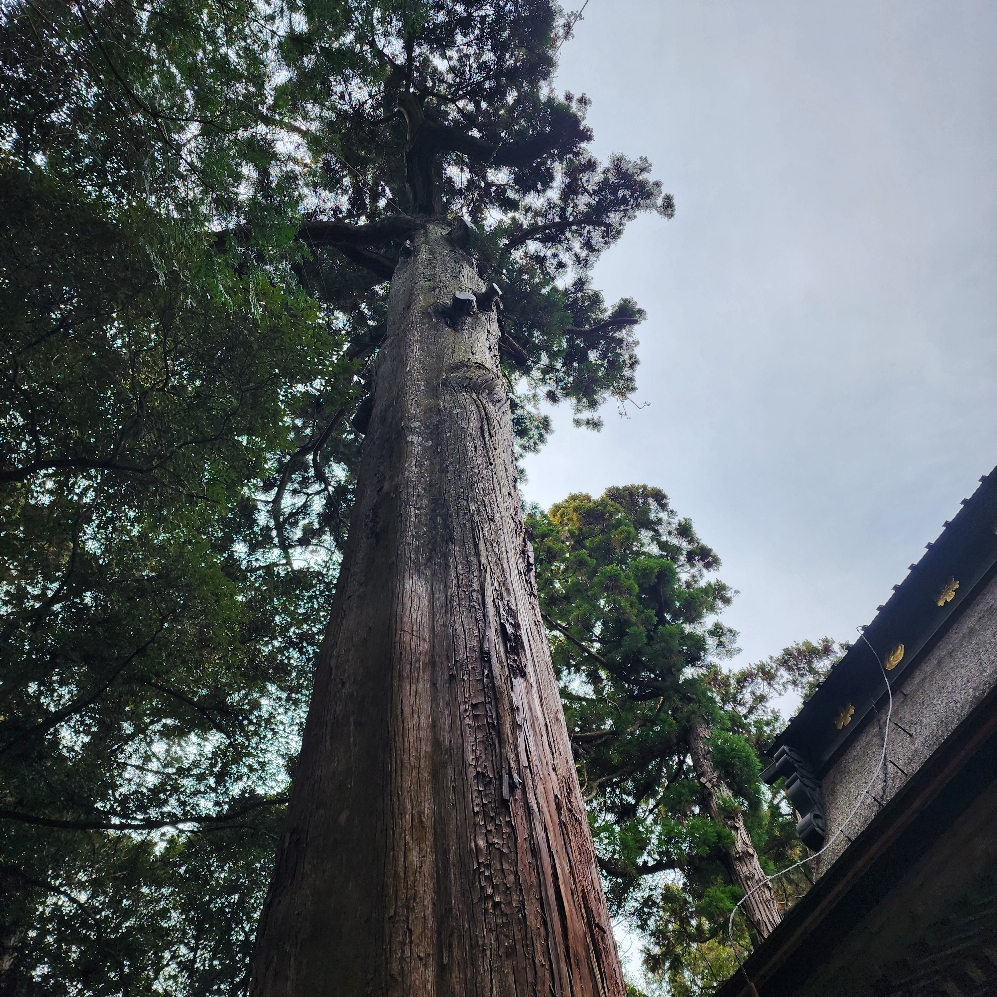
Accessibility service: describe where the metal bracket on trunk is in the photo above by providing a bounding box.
[439,290,478,328]
[475,283,502,313]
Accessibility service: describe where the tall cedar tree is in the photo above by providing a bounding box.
[1,1,673,995]
[245,5,674,995]
[526,488,841,991]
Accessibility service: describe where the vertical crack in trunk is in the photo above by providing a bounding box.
[248,221,625,997]
[479,558,521,802]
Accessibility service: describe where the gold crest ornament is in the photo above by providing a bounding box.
[834,704,856,730]
[936,577,960,607]
[884,644,904,671]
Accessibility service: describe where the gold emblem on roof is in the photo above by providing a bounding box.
[884,644,904,671]
[834,704,855,730]
[936,577,960,607]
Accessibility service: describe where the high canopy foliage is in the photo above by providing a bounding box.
[1,0,674,993]
[280,0,674,441]
[526,488,841,994]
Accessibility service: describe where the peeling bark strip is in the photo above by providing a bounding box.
[248,222,625,997]
[687,718,782,940]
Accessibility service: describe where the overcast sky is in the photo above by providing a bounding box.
[522,0,997,665]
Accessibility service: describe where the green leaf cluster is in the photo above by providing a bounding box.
[1,4,361,989]
[0,161,352,993]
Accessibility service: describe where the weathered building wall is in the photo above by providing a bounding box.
[798,779,997,997]
[819,571,997,872]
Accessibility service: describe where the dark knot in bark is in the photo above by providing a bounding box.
[447,216,472,250]
[443,362,505,407]
[351,394,374,435]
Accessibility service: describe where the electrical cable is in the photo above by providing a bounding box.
[725,628,894,993]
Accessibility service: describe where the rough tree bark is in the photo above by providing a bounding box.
[248,220,626,996]
[687,718,782,939]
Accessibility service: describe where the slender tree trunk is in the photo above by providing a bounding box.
[686,718,782,939]
[248,220,625,997]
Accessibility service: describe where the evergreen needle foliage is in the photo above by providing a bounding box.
[1,20,350,988]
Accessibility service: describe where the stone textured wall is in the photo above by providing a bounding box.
[818,572,997,873]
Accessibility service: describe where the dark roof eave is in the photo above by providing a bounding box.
[765,464,997,777]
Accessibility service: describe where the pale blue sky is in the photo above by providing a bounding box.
[523,0,997,665]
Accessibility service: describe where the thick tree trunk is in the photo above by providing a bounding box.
[248,221,625,997]
[686,718,782,940]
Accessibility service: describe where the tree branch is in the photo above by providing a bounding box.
[0,421,245,484]
[143,680,244,729]
[296,215,419,248]
[405,113,591,173]
[215,216,416,278]
[541,612,609,667]
[503,214,608,251]
[0,455,168,484]
[1,863,102,922]
[254,111,316,141]
[0,621,168,754]
[569,697,665,745]
[0,862,128,974]
[271,406,347,566]
[498,332,529,366]
[334,244,397,280]
[0,796,287,832]
[597,854,680,879]
[566,317,639,337]
[214,216,418,256]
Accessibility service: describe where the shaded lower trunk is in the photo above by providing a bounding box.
[687,718,782,939]
[248,220,625,997]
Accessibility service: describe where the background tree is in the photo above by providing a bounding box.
[526,487,842,994]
